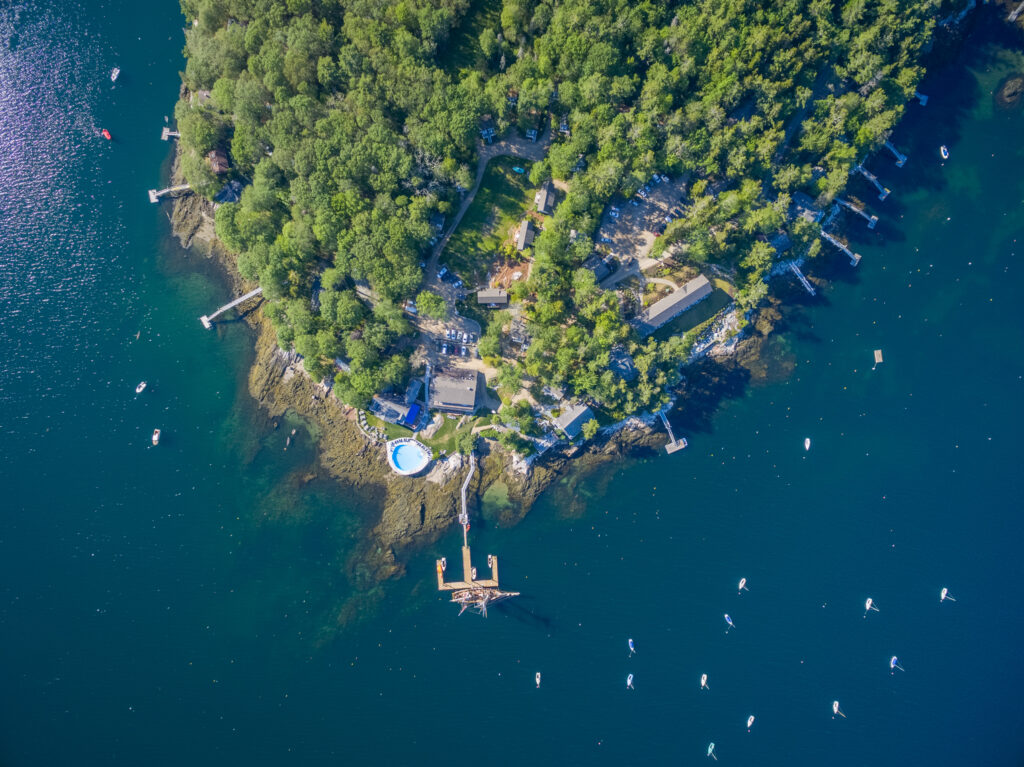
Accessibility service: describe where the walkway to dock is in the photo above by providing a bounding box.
[789,262,817,296]
[459,452,476,543]
[199,287,263,329]
[160,127,180,141]
[1010,0,1024,23]
[148,184,190,203]
[660,411,688,454]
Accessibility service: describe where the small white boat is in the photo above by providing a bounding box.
[626,673,634,689]
[110,67,120,83]
[890,655,904,673]
[151,429,160,446]
[940,145,949,160]
[746,715,755,731]
[440,557,446,571]
[135,381,146,394]
[707,742,717,760]
[804,437,811,451]
[832,700,846,718]
[535,672,541,688]
[864,597,879,616]
[940,587,956,602]
[724,613,735,633]
[738,577,748,593]
[700,673,709,690]
[628,638,635,656]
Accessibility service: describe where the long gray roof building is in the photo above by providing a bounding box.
[634,274,713,337]
[429,370,479,414]
[552,402,595,439]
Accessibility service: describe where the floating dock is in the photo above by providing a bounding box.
[660,411,688,453]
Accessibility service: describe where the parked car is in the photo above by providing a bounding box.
[470,333,477,342]
[438,266,448,278]
[461,346,468,356]
[454,279,463,288]
[600,236,612,243]
[652,174,662,184]
[441,344,448,355]
[629,199,640,207]
[610,210,619,219]
[659,174,670,183]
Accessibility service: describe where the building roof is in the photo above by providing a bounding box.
[429,212,445,231]
[516,219,534,251]
[583,255,612,283]
[370,396,418,427]
[552,402,595,439]
[767,231,793,254]
[635,275,713,337]
[791,192,823,223]
[477,288,509,305]
[429,371,479,413]
[535,180,553,214]
[207,149,229,174]
[609,345,638,381]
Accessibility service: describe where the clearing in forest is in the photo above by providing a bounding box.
[446,156,535,284]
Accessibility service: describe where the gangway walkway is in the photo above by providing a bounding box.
[148,184,190,203]
[199,287,263,329]
[789,262,817,296]
[660,411,688,454]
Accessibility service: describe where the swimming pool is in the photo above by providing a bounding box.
[386,439,431,476]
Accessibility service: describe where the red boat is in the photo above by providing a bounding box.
[101,129,111,140]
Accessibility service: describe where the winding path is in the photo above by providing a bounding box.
[424,131,551,288]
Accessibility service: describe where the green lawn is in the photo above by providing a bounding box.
[438,0,501,76]
[445,156,535,284]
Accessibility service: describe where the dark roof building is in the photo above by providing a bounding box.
[207,149,229,175]
[477,288,509,306]
[634,274,713,337]
[370,395,420,428]
[429,212,446,232]
[766,231,793,254]
[583,255,612,283]
[429,370,479,414]
[609,345,638,382]
[791,192,823,224]
[214,179,243,204]
[552,402,595,439]
[516,219,534,251]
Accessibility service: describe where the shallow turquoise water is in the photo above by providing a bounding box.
[1,3,1023,765]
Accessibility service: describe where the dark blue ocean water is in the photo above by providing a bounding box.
[1,3,1023,765]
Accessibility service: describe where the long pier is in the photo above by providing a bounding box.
[199,287,263,329]
[914,90,929,107]
[821,231,862,266]
[458,452,475,539]
[148,184,190,203]
[789,262,817,296]
[853,165,889,201]
[1009,0,1024,23]
[837,198,878,229]
[883,141,907,168]
[660,411,688,454]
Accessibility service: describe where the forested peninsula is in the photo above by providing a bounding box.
[174,0,948,465]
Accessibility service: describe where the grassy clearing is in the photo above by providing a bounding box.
[439,0,500,76]
[445,156,535,284]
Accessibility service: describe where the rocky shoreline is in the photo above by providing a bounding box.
[167,151,682,599]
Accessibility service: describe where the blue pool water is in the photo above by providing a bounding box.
[392,442,429,473]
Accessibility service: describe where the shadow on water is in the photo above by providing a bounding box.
[493,596,554,629]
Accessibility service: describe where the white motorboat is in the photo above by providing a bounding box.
[151,429,161,446]
[135,381,147,394]
[940,145,949,160]
[746,715,755,731]
[535,672,541,688]
[804,437,811,451]
[110,67,120,83]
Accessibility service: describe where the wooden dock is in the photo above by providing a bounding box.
[660,411,688,454]
[160,127,180,141]
[199,286,263,329]
[148,183,190,203]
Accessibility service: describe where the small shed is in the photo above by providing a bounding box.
[516,219,534,251]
